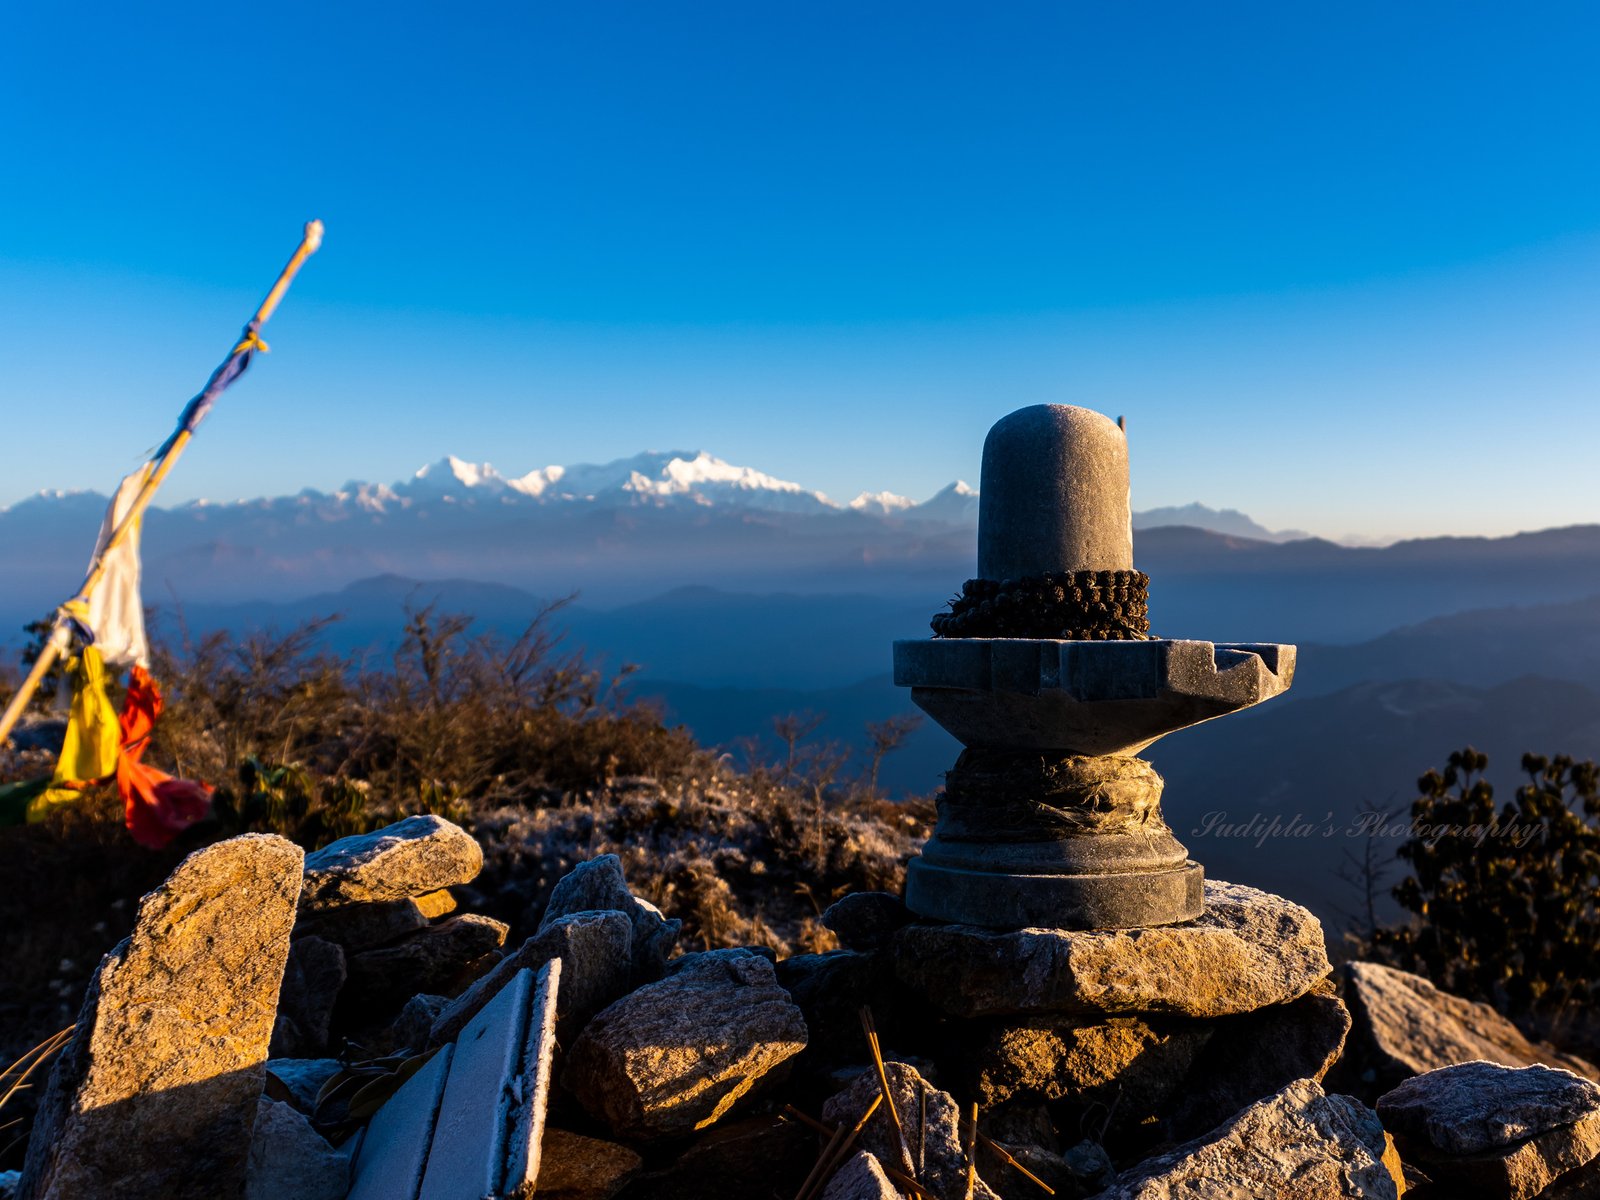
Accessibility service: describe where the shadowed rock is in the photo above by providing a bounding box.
[822,1060,1000,1200]
[296,898,427,952]
[539,854,681,981]
[534,1128,643,1198]
[301,815,482,909]
[19,834,304,1200]
[1166,983,1351,1140]
[244,1098,349,1200]
[822,892,913,951]
[271,934,346,1057]
[345,913,507,1014]
[431,909,632,1048]
[1343,962,1597,1096]
[565,948,807,1140]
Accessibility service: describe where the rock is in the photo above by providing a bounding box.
[19,834,304,1200]
[775,950,922,1077]
[976,1141,1077,1198]
[822,1060,1000,1200]
[1091,1079,1398,1199]
[296,898,427,953]
[1166,983,1352,1139]
[821,1150,899,1200]
[345,913,508,1015]
[1378,1061,1600,1156]
[539,854,681,980]
[265,1058,344,1116]
[1343,962,1596,1095]
[270,934,346,1057]
[565,948,807,1140]
[966,1013,1213,1112]
[534,1128,643,1199]
[1541,1155,1600,1199]
[978,1101,1060,1152]
[1063,1140,1115,1191]
[414,889,457,919]
[301,815,482,909]
[893,880,1329,1019]
[244,1098,350,1200]
[431,909,632,1047]
[822,892,913,951]
[392,993,449,1051]
[1377,1062,1600,1199]
[614,1116,816,1200]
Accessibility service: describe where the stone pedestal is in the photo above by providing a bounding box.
[896,404,1295,930]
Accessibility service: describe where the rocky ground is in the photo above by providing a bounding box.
[4,816,1600,1199]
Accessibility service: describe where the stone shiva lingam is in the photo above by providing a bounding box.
[895,404,1295,930]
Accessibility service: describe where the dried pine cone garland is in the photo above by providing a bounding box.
[931,570,1151,640]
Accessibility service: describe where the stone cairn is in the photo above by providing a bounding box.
[6,818,1600,1199]
[8,409,1600,1199]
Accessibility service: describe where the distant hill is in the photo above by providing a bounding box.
[6,452,1600,648]
[1133,502,1309,542]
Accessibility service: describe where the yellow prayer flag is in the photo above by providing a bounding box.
[29,646,122,821]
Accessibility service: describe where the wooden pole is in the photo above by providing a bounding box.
[0,221,323,747]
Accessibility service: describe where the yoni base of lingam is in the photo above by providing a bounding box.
[894,404,1295,931]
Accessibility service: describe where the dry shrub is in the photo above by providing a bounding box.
[0,605,933,1086]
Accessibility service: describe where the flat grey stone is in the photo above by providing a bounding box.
[245,1098,350,1200]
[1093,1079,1398,1199]
[419,968,536,1200]
[301,816,482,909]
[346,1042,452,1200]
[539,854,680,981]
[1377,1061,1600,1155]
[893,878,1329,1018]
[820,1150,898,1200]
[19,835,303,1200]
[565,948,807,1140]
[503,961,562,1199]
[430,909,631,1048]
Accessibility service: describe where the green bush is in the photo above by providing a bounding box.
[1374,747,1600,1014]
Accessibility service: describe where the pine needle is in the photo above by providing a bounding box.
[859,1006,916,1178]
[978,1132,1055,1195]
[962,1101,978,1200]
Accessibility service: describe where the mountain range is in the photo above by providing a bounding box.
[7,450,1600,933]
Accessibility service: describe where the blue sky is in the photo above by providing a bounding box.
[2,2,1597,539]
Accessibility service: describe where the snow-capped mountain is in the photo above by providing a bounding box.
[382,451,837,514]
